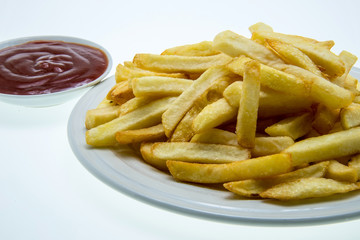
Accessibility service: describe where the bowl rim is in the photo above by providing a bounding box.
[0,35,112,98]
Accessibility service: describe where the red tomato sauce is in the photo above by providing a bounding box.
[0,40,108,95]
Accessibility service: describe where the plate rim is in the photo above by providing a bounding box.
[68,72,360,226]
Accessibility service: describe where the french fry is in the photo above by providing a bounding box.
[224,161,329,198]
[236,60,261,148]
[161,41,220,56]
[332,51,358,88]
[133,53,232,73]
[131,76,193,97]
[213,30,284,67]
[192,98,237,133]
[312,104,340,134]
[251,30,345,77]
[115,123,165,144]
[140,142,167,171]
[349,154,360,181]
[96,97,117,108]
[107,81,135,105]
[162,66,231,137]
[119,96,158,116]
[265,112,313,140]
[340,102,360,129]
[151,142,250,165]
[283,127,360,166]
[167,153,292,184]
[260,178,360,200]
[86,97,176,147]
[265,39,322,76]
[115,63,187,83]
[85,106,121,129]
[326,160,358,183]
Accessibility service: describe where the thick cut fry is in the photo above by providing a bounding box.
[326,160,358,183]
[236,60,261,148]
[140,142,167,171]
[167,153,292,184]
[85,106,121,129]
[162,66,231,137]
[312,104,340,134]
[151,142,250,166]
[115,63,187,83]
[107,81,135,105]
[191,128,238,145]
[249,22,273,33]
[119,96,157,116]
[228,56,310,97]
[281,65,354,109]
[224,161,329,198]
[332,51,358,88]
[133,53,232,73]
[97,97,117,108]
[251,31,345,77]
[349,154,360,181]
[115,124,165,144]
[192,98,237,133]
[340,103,360,129]
[265,39,322,76]
[131,76,192,97]
[86,97,175,147]
[265,112,313,140]
[161,41,220,56]
[260,178,360,200]
[283,127,360,166]
[213,30,284,67]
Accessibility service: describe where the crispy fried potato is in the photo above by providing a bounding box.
[107,81,135,105]
[312,104,340,134]
[326,160,358,183]
[161,41,220,56]
[86,97,175,147]
[162,66,231,137]
[340,103,360,129]
[85,106,121,129]
[213,30,284,67]
[151,142,250,165]
[167,153,292,184]
[224,161,329,198]
[265,112,313,140]
[140,142,167,171]
[132,76,192,97]
[260,178,360,200]
[115,124,165,144]
[283,127,360,166]
[236,60,261,148]
[133,53,232,73]
[349,154,360,181]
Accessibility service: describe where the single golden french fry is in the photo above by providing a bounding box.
[192,98,237,133]
[96,97,117,108]
[249,22,273,33]
[107,81,135,105]
[86,97,175,147]
[332,51,358,89]
[265,112,313,140]
[140,142,168,171]
[326,160,358,183]
[191,128,238,145]
[312,104,340,134]
[115,124,165,144]
[265,39,322,76]
[85,106,122,129]
[283,127,360,166]
[260,178,360,200]
[213,30,284,67]
[133,53,232,73]
[236,60,261,148]
[162,66,231,137]
[349,154,360,181]
[132,76,193,97]
[167,153,292,184]
[161,41,220,56]
[119,96,157,116]
[224,161,329,198]
[340,103,360,129]
[115,63,187,83]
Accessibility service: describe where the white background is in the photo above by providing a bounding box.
[1,0,360,239]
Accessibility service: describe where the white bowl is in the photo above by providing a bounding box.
[0,36,112,107]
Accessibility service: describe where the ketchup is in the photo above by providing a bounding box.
[0,40,108,95]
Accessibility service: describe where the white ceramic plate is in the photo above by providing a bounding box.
[0,36,112,107]
[68,71,360,225]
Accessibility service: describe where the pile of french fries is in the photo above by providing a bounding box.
[85,22,360,201]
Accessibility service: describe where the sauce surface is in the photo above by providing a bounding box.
[0,40,108,95]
